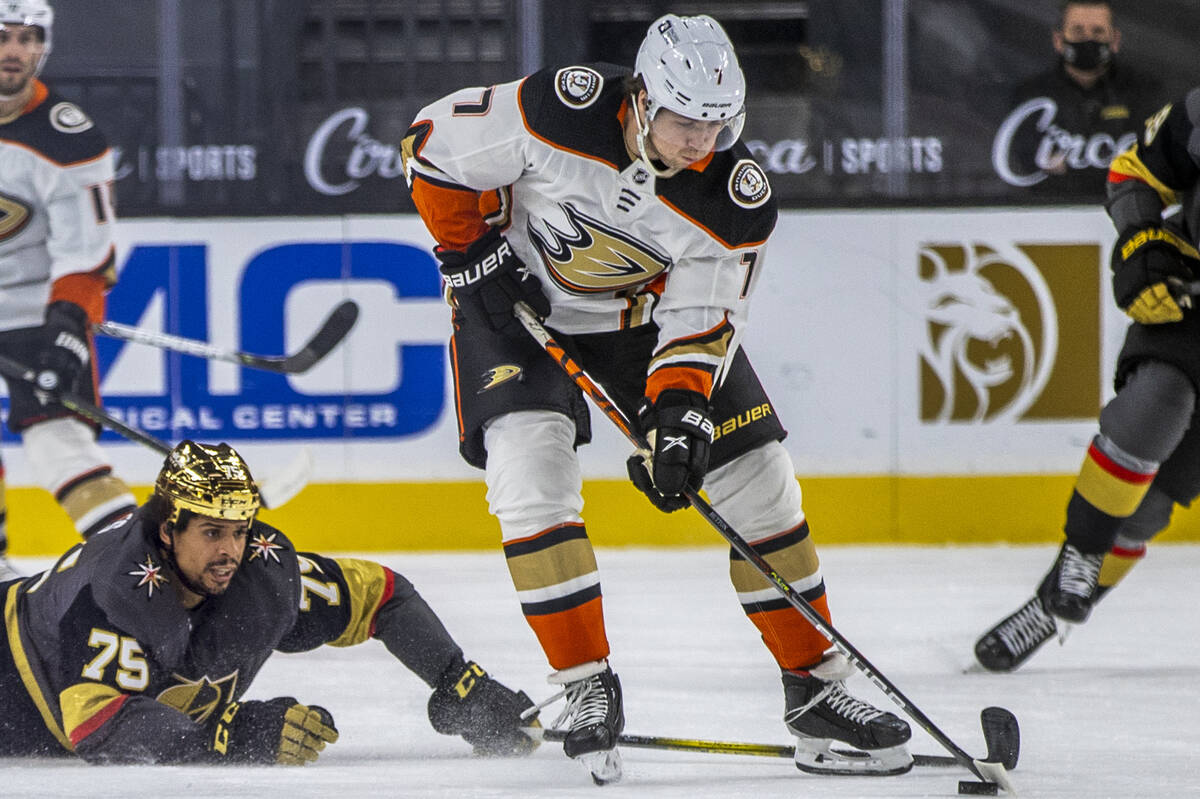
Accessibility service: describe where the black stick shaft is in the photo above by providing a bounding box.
[94,300,359,374]
[0,352,170,454]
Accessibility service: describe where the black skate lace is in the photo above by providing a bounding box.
[994,598,1057,655]
[1058,545,1102,598]
[552,675,608,731]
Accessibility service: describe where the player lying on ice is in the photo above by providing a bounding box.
[0,439,536,764]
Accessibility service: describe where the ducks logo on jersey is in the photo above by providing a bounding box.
[528,202,670,294]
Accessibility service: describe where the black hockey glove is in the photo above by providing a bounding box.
[35,301,91,398]
[207,697,339,765]
[1111,226,1199,325]
[626,390,713,513]
[427,659,540,757]
[435,228,551,338]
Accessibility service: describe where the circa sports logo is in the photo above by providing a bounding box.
[728,160,771,208]
[992,97,1137,187]
[49,102,94,134]
[918,241,1101,423]
[554,67,604,109]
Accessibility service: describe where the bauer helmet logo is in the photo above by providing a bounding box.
[918,242,1100,423]
[49,102,94,134]
[729,160,771,208]
[554,67,603,109]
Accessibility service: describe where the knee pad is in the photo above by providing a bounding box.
[704,441,806,542]
[1101,361,1196,462]
[22,418,136,537]
[484,410,584,541]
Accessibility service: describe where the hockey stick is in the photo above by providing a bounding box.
[95,299,360,374]
[532,713,1019,770]
[513,302,1018,793]
[0,352,312,510]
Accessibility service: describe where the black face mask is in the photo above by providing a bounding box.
[1062,39,1112,71]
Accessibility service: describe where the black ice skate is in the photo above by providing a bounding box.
[782,653,912,776]
[548,660,624,785]
[427,659,540,756]
[1043,543,1103,624]
[974,594,1059,672]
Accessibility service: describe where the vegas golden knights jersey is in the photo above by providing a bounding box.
[1107,87,1200,246]
[1,510,439,762]
[0,80,117,331]
[404,62,777,403]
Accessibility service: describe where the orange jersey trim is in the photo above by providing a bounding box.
[50,265,113,326]
[645,366,713,402]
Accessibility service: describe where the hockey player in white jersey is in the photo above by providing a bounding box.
[403,13,911,783]
[0,1,136,580]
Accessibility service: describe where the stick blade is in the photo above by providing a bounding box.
[279,300,360,373]
[258,447,314,509]
[981,706,1020,770]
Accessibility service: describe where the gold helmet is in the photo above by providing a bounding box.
[155,440,260,525]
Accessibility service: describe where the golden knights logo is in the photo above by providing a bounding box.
[527,202,671,294]
[157,672,239,724]
[919,242,1100,422]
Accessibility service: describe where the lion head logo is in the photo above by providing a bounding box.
[918,242,1058,423]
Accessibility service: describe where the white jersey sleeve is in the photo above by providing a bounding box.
[0,84,115,332]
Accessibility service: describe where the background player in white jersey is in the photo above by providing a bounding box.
[403,14,911,783]
[0,1,135,581]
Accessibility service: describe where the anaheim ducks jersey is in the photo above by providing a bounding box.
[1107,86,1200,246]
[403,62,777,401]
[3,510,404,762]
[0,81,117,332]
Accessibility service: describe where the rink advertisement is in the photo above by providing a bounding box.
[8,209,1199,552]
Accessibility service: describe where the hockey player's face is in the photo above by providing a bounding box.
[647,107,725,168]
[165,516,249,601]
[0,25,43,96]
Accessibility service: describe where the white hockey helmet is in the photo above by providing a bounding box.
[0,0,53,75]
[634,13,746,152]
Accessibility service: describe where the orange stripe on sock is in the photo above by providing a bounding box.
[525,595,610,671]
[747,594,832,671]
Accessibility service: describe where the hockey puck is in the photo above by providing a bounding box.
[958,780,999,795]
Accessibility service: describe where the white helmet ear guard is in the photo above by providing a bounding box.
[634,13,746,152]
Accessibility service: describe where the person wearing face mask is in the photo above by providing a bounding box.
[996,0,1163,199]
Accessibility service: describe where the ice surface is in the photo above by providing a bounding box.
[3,544,1197,797]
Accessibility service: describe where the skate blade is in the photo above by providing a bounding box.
[575,747,623,785]
[794,739,913,777]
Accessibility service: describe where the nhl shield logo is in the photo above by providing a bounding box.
[555,66,603,109]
